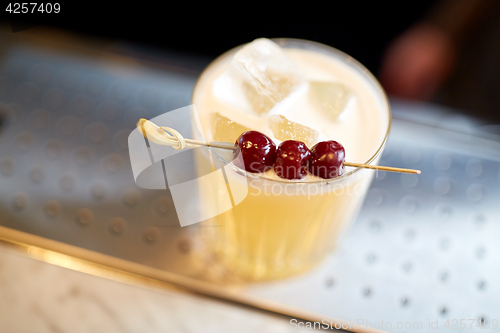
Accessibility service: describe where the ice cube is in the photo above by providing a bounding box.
[309,81,353,120]
[269,115,319,147]
[213,38,303,115]
[212,112,250,143]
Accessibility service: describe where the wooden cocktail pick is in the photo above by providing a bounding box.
[137,118,421,175]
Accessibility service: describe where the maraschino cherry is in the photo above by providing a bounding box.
[274,140,311,180]
[234,131,277,173]
[308,140,345,179]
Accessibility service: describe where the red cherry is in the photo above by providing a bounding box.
[308,140,345,179]
[274,140,311,180]
[234,131,277,173]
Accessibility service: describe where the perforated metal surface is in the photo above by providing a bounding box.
[1,39,500,332]
[0,43,201,277]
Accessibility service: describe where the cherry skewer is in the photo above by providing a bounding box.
[137,118,421,175]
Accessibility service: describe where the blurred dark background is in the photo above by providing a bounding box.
[0,2,435,74]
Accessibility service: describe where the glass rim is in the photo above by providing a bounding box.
[191,38,392,185]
